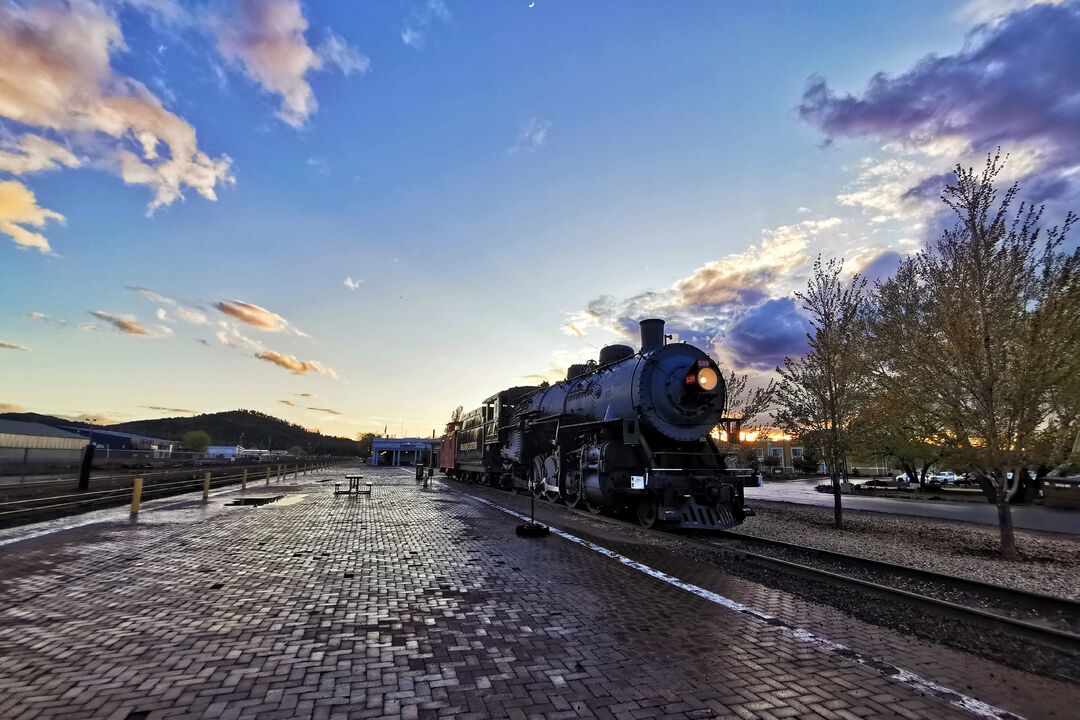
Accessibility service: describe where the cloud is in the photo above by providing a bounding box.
[674,218,842,307]
[278,399,298,406]
[957,0,1065,23]
[255,350,338,378]
[0,341,30,351]
[344,276,362,290]
[306,156,330,175]
[141,405,195,414]
[562,217,852,370]
[215,321,265,351]
[798,1,1080,205]
[215,299,306,335]
[26,312,48,322]
[128,287,176,306]
[0,180,65,253]
[853,250,904,284]
[91,311,150,336]
[297,392,314,397]
[210,0,369,127]
[723,298,812,370]
[0,403,23,413]
[0,134,80,175]
[509,117,551,155]
[307,406,341,415]
[401,0,451,48]
[0,0,233,213]
[128,286,208,323]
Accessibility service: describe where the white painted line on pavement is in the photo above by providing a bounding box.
[460,490,1023,720]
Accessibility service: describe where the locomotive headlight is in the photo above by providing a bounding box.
[696,367,719,391]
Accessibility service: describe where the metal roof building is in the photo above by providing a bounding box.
[0,420,91,450]
[371,437,439,466]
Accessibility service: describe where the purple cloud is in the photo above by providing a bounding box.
[799,1,1080,204]
[724,298,812,371]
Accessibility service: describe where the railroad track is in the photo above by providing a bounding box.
[445,477,1080,657]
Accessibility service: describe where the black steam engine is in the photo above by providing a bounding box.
[440,319,754,529]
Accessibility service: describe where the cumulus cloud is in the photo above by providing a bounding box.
[675,218,842,307]
[0,341,30,351]
[723,298,812,371]
[0,134,80,175]
[215,300,306,335]
[798,1,1080,205]
[562,217,852,370]
[91,311,150,336]
[0,180,65,253]
[255,350,338,378]
[344,276,362,290]
[211,0,369,127]
[0,0,233,213]
[401,0,451,48]
[509,117,551,155]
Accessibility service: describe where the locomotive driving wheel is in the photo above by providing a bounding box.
[530,454,561,503]
[636,494,659,528]
[561,472,583,508]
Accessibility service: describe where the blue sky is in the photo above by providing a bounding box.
[2,0,1077,439]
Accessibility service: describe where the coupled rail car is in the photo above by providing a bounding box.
[440,319,755,529]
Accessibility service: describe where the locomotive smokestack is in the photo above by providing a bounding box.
[639,318,665,353]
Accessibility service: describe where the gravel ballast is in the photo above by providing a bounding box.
[735,500,1080,600]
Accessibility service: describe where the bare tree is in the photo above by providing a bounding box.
[774,257,871,528]
[717,371,775,469]
[874,152,1078,558]
[449,405,464,424]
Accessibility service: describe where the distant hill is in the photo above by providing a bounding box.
[0,409,366,456]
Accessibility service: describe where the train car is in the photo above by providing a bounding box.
[442,318,754,530]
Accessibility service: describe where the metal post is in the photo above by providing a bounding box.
[130,477,143,514]
[77,444,94,492]
[277,463,282,482]
[265,466,271,485]
[203,472,211,502]
[242,468,247,490]
[20,447,28,484]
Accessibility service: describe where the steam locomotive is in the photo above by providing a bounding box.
[439,319,754,529]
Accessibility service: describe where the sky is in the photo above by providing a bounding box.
[1,0,1078,441]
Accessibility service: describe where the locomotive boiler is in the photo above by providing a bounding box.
[440,318,753,529]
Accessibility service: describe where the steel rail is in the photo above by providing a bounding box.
[709,529,1080,621]
[446,477,1080,655]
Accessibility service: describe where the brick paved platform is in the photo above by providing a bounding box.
[0,466,1074,719]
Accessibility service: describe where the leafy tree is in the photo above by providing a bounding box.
[774,256,872,528]
[717,371,774,469]
[449,405,464,424]
[287,445,304,456]
[354,432,377,456]
[872,152,1078,558]
[182,430,211,453]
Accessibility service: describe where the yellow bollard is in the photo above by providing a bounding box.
[130,477,143,514]
[242,468,247,490]
[203,472,211,502]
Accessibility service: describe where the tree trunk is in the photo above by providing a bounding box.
[831,455,843,529]
[996,477,1017,560]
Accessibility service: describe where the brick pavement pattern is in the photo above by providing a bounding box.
[0,466,1069,719]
